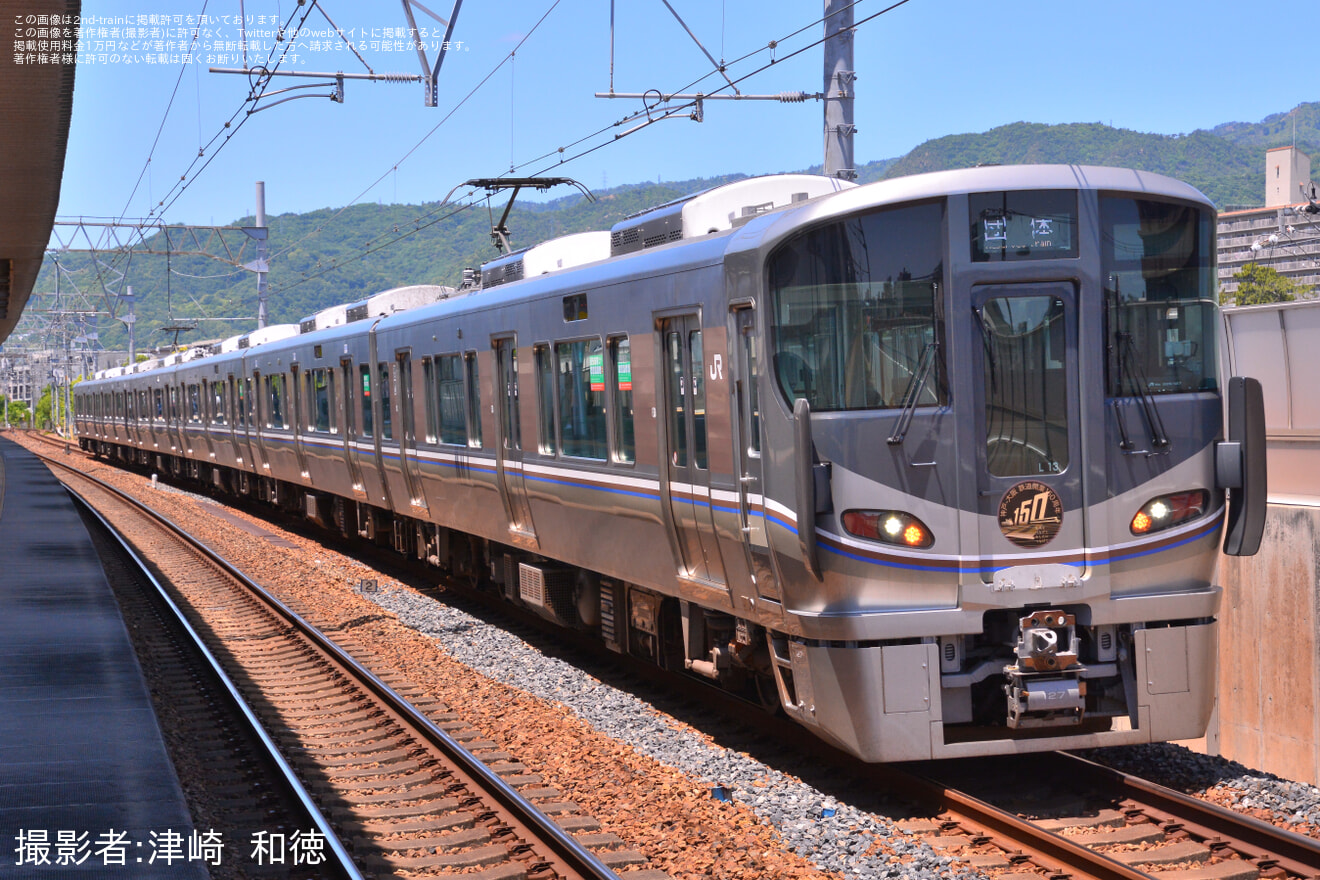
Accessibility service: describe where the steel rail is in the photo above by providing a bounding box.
[39,450,620,880]
[878,765,1153,880]
[1056,751,1320,878]
[59,475,365,880]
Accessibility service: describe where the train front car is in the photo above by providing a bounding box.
[733,165,1263,760]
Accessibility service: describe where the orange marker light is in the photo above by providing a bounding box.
[1131,511,1152,533]
[842,509,935,549]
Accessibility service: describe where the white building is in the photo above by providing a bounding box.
[1218,146,1320,302]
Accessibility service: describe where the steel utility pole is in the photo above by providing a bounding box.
[122,285,136,363]
[823,0,857,180]
[254,182,270,329]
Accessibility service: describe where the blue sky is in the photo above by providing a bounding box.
[54,0,1316,229]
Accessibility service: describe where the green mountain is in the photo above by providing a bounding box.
[881,123,1263,208]
[1209,102,1320,154]
[22,102,1318,356]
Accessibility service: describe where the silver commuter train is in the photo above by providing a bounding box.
[75,165,1267,761]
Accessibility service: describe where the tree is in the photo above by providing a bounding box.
[7,399,30,426]
[1224,263,1303,306]
[33,385,52,431]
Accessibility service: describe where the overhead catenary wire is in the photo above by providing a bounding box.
[271,0,914,297]
[67,0,323,333]
[273,0,821,270]
[266,0,565,265]
[113,0,213,228]
[523,0,915,176]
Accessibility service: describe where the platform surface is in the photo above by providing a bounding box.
[0,437,207,877]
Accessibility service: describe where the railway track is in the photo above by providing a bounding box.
[37,446,623,880]
[71,485,362,880]
[882,750,1320,880]
[26,431,1320,880]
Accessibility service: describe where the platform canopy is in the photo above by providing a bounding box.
[0,0,80,344]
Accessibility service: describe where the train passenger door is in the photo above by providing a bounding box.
[340,359,367,497]
[732,305,780,602]
[289,366,311,478]
[660,314,726,585]
[225,376,244,464]
[396,351,427,510]
[248,372,270,473]
[493,335,536,545]
[971,282,1087,582]
[167,383,184,454]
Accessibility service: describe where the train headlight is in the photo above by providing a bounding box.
[841,510,935,549]
[1129,490,1209,536]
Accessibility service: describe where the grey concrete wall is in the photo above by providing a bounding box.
[1212,504,1320,783]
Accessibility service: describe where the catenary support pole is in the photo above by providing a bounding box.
[823,0,857,180]
[255,181,269,330]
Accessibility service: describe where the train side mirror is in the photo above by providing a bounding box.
[1218,376,1266,557]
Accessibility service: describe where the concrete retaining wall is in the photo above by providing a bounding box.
[1212,504,1320,783]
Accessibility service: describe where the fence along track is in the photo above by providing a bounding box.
[43,453,618,880]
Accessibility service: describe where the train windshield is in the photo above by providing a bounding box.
[1102,197,1218,396]
[767,200,945,412]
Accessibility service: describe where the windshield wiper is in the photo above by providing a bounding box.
[1114,330,1170,452]
[887,340,938,446]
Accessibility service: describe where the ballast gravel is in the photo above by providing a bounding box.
[1084,742,1320,832]
[364,583,969,879]
[29,438,1320,873]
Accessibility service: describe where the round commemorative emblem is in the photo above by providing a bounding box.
[997,481,1064,548]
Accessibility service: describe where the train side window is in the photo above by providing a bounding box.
[311,368,330,433]
[154,388,163,419]
[359,364,374,438]
[211,381,225,425]
[268,374,286,430]
[291,368,304,432]
[327,370,337,434]
[421,358,438,443]
[555,338,607,461]
[496,340,520,452]
[436,354,466,445]
[689,330,707,469]
[397,355,415,446]
[464,351,482,448]
[609,336,635,464]
[302,370,313,431]
[741,320,762,455]
[378,363,393,441]
[534,344,557,455]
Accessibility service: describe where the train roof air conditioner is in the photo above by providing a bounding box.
[345,284,456,323]
[480,231,612,289]
[299,303,350,334]
[609,173,857,257]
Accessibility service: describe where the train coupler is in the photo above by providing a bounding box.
[1004,609,1086,729]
